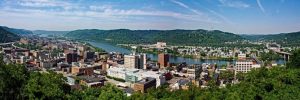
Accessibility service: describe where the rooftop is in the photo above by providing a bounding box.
[77,75,105,83]
[137,77,156,84]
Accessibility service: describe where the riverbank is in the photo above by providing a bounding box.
[85,41,286,65]
[118,45,237,61]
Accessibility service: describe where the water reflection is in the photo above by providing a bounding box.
[88,41,284,65]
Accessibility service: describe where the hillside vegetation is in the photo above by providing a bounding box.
[65,29,244,46]
[241,31,300,46]
[0,26,32,35]
[0,27,20,43]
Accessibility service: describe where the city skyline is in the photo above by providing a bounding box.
[0,0,300,34]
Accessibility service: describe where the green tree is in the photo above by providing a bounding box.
[0,63,28,99]
[287,49,300,68]
[98,84,126,100]
[23,71,67,99]
[219,70,234,84]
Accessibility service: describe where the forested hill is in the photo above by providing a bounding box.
[241,31,300,46]
[65,29,244,45]
[0,26,33,35]
[0,27,20,43]
[32,30,70,36]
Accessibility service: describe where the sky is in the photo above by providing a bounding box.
[0,0,300,34]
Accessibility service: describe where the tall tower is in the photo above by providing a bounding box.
[124,55,138,69]
[142,53,147,69]
[158,53,169,68]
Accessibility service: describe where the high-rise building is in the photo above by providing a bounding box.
[66,53,78,64]
[124,54,147,69]
[124,55,138,69]
[142,54,147,69]
[84,51,95,60]
[158,53,169,68]
[137,54,147,69]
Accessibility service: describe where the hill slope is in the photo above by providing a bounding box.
[0,26,33,35]
[0,27,20,43]
[242,31,300,46]
[65,29,244,45]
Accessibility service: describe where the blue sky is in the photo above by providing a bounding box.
[0,0,299,34]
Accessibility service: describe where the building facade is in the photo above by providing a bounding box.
[124,55,138,69]
[158,53,169,68]
[133,77,156,93]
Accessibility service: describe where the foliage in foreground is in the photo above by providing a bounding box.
[1,49,300,99]
[128,67,300,100]
[1,65,300,99]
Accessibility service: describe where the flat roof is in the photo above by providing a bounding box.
[77,75,105,83]
[136,77,156,84]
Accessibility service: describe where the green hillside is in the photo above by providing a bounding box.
[242,31,300,46]
[0,26,32,35]
[65,29,244,46]
[0,27,20,43]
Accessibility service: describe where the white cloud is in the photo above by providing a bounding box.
[18,0,69,7]
[0,0,222,30]
[256,0,266,13]
[169,0,203,15]
[17,0,80,11]
[207,9,234,25]
[1,2,218,24]
[219,0,250,8]
[168,0,219,24]
[89,5,112,11]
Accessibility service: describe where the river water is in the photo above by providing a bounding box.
[88,41,285,65]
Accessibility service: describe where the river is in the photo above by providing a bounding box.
[88,41,285,65]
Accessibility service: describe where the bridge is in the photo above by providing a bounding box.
[0,42,15,48]
[0,42,14,45]
[266,43,291,61]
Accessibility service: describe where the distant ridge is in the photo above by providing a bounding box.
[32,30,70,37]
[0,26,33,35]
[65,29,244,46]
[241,31,300,46]
[0,27,20,43]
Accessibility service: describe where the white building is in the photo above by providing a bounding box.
[107,67,166,87]
[238,54,246,59]
[235,53,261,73]
[107,67,138,79]
[156,42,167,49]
[138,70,166,87]
[235,59,261,73]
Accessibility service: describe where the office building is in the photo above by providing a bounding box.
[77,75,105,87]
[107,67,166,87]
[124,55,138,69]
[158,53,169,68]
[133,77,156,93]
[137,54,147,69]
[235,54,261,73]
[66,53,78,64]
[124,54,147,69]
[142,54,147,69]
